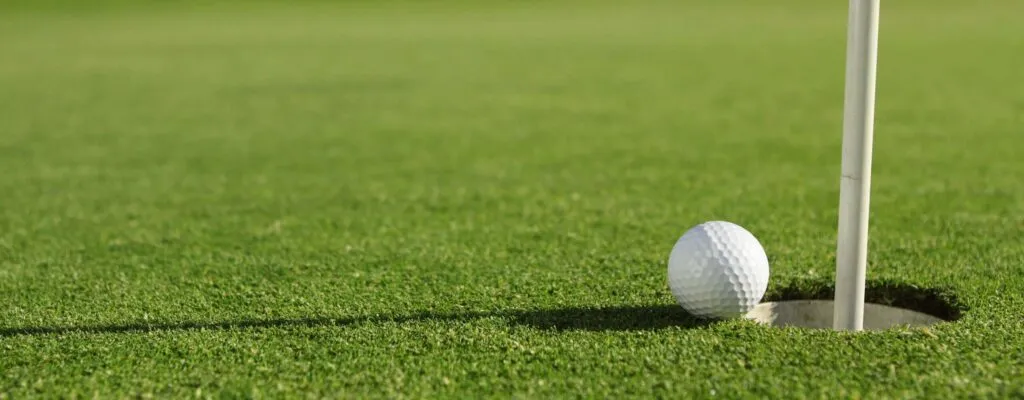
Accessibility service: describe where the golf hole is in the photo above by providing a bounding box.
[744,300,944,329]
[744,280,963,330]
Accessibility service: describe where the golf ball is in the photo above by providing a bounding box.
[667,221,769,319]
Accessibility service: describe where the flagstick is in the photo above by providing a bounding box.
[834,0,880,331]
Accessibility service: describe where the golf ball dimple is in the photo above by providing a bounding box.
[667,221,770,319]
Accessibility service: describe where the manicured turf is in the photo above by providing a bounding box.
[2,0,1023,397]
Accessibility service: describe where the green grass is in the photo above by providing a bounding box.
[2,0,1023,397]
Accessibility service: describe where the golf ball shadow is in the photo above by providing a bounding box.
[508,305,714,332]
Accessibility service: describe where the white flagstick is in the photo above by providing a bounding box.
[834,0,880,331]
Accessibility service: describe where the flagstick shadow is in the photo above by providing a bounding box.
[0,305,711,338]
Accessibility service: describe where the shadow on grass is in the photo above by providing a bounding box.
[2,280,963,337]
[509,305,712,331]
[0,305,710,338]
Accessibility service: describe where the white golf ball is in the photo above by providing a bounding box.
[667,221,770,319]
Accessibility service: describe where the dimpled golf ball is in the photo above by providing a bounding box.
[667,221,770,319]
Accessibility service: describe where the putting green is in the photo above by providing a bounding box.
[1,0,1022,397]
